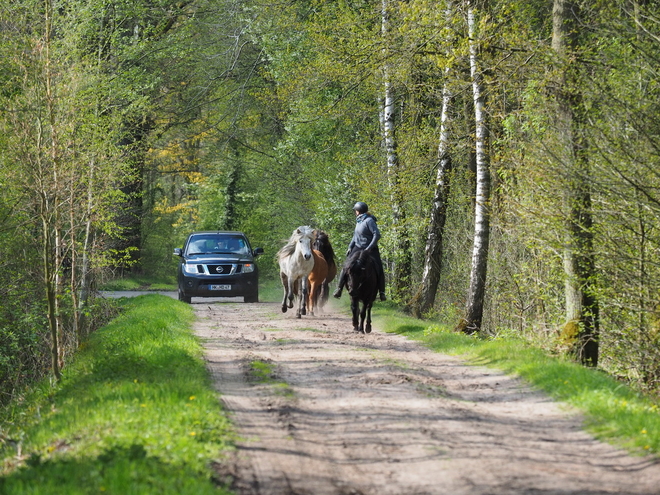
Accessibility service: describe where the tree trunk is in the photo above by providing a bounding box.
[461,1,491,334]
[412,2,456,318]
[77,157,97,342]
[43,0,62,379]
[413,83,453,317]
[380,0,411,299]
[552,0,599,366]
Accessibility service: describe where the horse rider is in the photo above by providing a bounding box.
[333,201,387,301]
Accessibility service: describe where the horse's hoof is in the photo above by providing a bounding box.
[301,308,306,316]
[365,326,371,334]
[353,327,360,332]
[288,302,294,308]
[281,306,287,313]
[296,313,302,319]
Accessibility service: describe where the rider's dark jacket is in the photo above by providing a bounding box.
[348,213,380,252]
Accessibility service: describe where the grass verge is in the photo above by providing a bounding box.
[373,306,660,458]
[100,275,177,291]
[0,294,234,494]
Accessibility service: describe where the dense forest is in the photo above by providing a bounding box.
[1,0,659,404]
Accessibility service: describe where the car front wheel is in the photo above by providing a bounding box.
[244,291,258,303]
[178,289,192,304]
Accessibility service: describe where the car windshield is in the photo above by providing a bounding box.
[186,235,249,255]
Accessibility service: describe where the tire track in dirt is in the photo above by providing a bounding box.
[195,300,660,495]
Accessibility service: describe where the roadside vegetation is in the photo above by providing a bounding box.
[0,295,234,494]
[99,275,177,292]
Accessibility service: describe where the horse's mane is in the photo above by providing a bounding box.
[277,226,314,262]
[346,248,372,269]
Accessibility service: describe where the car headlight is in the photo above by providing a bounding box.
[242,263,255,273]
[183,263,199,274]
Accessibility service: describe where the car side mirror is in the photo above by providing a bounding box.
[253,247,264,256]
[174,248,183,256]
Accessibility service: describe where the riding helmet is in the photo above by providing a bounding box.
[353,201,368,214]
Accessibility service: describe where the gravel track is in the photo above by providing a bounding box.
[194,300,660,495]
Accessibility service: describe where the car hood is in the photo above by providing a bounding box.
[184,253,253,263]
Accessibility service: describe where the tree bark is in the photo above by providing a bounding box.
[380,0,411,299]
[413,83,454,317]
[43,0,62,379]
[461,1,491,334]
[552,0,599,366]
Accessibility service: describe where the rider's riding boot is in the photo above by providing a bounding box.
[334,271,346,298]
[379,291,386,301]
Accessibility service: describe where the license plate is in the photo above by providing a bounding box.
[210,284,231,291]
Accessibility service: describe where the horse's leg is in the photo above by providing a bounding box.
[300,277,308,316]
[310,281,318,316]
[311,278,322,315]
[365,302,373,334]
[351,297,359,332]
[287,278,295,309]
[359,301,368,334]
[280,272,289,313]
[293,277,301,318]
[306,278,314,316]
[319,281,327,310]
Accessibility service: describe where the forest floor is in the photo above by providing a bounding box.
[193,299,660,495]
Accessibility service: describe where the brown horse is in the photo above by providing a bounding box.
[312,230,337,310]
[307,248,328,316]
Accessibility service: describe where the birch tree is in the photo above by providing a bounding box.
[380,0,411,299]
[412,2,456,318]
[460,0,491,334]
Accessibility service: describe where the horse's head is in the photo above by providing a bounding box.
[312,230,324,249]
[313,230,335,262]
[294,226,314,261]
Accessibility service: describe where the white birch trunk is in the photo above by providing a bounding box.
[414,3,455,316]
[463,1,491,333]
[380,0,410,296]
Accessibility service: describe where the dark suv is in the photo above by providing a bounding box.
[174,231,264,303]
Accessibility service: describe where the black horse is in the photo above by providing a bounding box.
[344,249,378,334]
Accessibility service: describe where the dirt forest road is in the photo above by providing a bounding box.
[193,299,660,495]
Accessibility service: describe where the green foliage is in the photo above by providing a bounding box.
[0,295,234,494]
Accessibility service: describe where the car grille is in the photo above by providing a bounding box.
[205,264,241,275]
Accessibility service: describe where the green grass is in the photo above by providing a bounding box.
[100,274,177,291]
[101,275,282,299]
[0,295,235,494]
[373,307,660,457]
[248,360,294,398]
[258,278,285,303]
